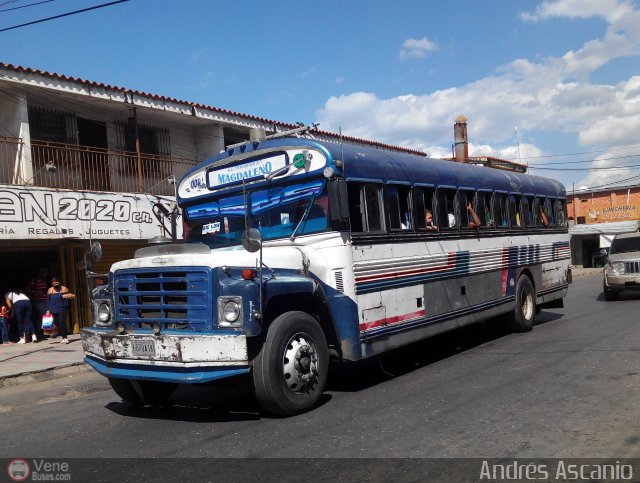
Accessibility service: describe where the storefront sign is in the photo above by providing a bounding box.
[601,204,640,221]
[0,185,176,240]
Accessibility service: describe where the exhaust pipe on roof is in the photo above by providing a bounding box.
[454,115,468,163]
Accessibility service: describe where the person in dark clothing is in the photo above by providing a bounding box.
[46,277,75,344]
[5,289,36,343]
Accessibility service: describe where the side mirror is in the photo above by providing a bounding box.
[242,228,262,253]
[90,241,102,263]
[328,178,350,228]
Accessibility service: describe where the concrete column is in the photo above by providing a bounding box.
[15,89,32,184]
[196,124,224,160]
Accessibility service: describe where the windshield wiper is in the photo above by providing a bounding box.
[290,199,315,241]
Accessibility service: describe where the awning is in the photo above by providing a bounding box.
[569,220,640,236]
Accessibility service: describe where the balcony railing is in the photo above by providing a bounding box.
[0,137,198,196]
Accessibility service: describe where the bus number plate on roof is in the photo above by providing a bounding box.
[131,339,156,357]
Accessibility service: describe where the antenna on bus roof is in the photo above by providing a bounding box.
[225,123,320,150]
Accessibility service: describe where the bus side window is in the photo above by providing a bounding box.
[387,186,406,230]
[458,190,478,229]
[388,185,412,231]
[436,188,457,229]
[554,199,567,227]
[477,192,493,227]
[520,196,533,227]
[543,198,554,226]
[492,193,509,228]
[533,197,544,226]
[413,187,436,231]
[347,183,385,232]
[508,195,521,227]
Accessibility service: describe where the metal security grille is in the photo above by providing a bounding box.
[114,268,212,331]
[624,262,640,274]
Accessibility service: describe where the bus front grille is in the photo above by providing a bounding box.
[114,268,212,331]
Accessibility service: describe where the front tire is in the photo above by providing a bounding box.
[603,283,619,301]
[508,275,535,332]
[252,311,328,416]
[108,378,178,405]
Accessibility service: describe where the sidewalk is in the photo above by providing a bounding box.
[0,333,89,389]
[0,267,602,389]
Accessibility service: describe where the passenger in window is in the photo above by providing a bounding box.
[425,210,437,230]
[467,202,481,228]
[540,206,549,226]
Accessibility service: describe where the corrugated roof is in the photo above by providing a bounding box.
[569,221,640,235]
[0,62,426,156]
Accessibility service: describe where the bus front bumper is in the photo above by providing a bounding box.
[81,328,250,384]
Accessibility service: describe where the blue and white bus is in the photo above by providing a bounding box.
[82,128,571,415]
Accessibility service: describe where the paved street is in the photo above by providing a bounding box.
[1,274,639,468]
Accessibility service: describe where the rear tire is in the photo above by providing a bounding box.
[508,275,535,332]
[108,378,178,405]
[252,311,328,416]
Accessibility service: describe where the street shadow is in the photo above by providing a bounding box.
[104,313,562,422]
[326,320,511,393]
[105,375,332,423]
[596,291,640,302]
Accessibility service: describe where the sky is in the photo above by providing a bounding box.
[1,0,640,193]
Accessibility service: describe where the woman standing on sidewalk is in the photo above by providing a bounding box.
[4,289,36,344]
[46,277,75,344]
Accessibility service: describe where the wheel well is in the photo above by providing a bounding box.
[262,293,341,357]
[519,268,535,292]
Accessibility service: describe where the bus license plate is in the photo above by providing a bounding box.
[131,339,156,357]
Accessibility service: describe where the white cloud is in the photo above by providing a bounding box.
[399,37,439,60]
[520,0,634,23]
[301,66,317,78]
[335,76,345,85]
[315,0,640,190]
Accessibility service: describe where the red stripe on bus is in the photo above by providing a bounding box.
[360,309,426,331]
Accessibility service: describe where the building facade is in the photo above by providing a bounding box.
[567,186,640,267]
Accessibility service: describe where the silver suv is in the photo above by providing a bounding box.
[603,232,640,300]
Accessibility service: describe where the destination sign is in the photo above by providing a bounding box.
[207,154,287,189]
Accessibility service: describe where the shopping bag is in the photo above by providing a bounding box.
[41,313,54,330]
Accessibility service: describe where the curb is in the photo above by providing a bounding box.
[0,362,92,389]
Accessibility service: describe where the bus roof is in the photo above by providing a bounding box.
[179,137,566,203]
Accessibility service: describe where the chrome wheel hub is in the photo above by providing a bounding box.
[282,332,319,394]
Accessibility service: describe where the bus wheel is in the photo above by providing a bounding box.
[108,378,178,405]
[252,311,328,416]
[509,275,535,332]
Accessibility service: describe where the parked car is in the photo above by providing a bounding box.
[603,232,640,300]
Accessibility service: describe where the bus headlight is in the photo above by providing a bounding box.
[218,296,243,326]
[97,302,111,323]
[612,262,625,275]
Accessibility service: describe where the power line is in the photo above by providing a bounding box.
[530,163,640,172]
[529,153,640,167]
[0,0,129,33]
[0,0,54,13]
[519,144,640,160]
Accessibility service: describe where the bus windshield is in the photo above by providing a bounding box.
[183,180,329,248]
